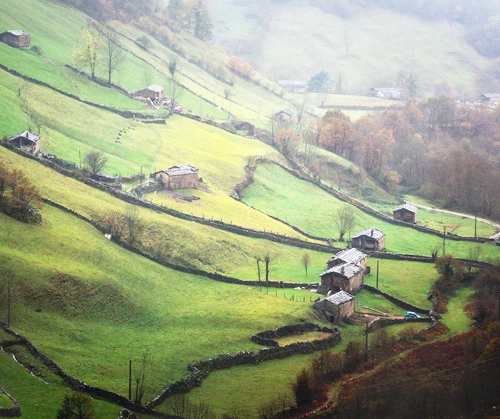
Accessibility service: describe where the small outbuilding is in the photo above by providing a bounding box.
[134,84,165,102]
[0,30,30,48]
[369,87,403,100]
[154,164,199,190]
[277,80,307,94]
[352,228,386,251]
[327,247,367,269]
[480,93,500,106]
[318,262,364,295]
[393,203,418,223]
[274,109,293,124]
[314,290,355,323]
[7,131,40,155]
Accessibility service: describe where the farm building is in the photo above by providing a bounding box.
[369,87,403,100]
[154,164,199,190]
[274,109,293,124]
[327,248,367,269]
[277,80,307,94]
[352,228,386,251]
[0,30,30,48]
[480,93,500,106]
[7,131,40,155]
[393,203,418,223]
[318,262,364,295]
[314,290,355,323]
[233,121,255,136]
[134,84,165,102]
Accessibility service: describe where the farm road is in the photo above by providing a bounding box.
[407,201,500,239]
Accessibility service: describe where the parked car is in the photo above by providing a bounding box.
[405,311,421,319]
[173,105,183,113]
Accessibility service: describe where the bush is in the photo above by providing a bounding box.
[56,392,96,419]
[291,368,314,407]
[30,45,42,55]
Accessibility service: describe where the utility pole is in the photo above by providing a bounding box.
[128,360,132,400]
[364,321,368,362]
[474,214,477,239]
[442,226,446,256]
[213,96,215,119]
[497,291,500,322]
[376,260,380,289]
[198,96,201,117]
[78,146,82,168]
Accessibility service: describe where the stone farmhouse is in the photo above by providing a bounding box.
[8,131,40,155]
[314,290,355,323]
[134,84,165,102]
[369,87,403,100]
[480,93,500,106]
[393,203,418,223]
[327,247,367,270]
[154,164,199,190]
[352,228,386,251]
[319,262,364,295]
[277,80,307,94]
[274,109,293,124]
[0,30,30,48]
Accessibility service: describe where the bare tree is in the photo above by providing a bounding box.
[301,121,320,166]
[84,150,107,177]
[263,252,277,285]
[301,253,311,276]
[103,27,124,84]
[333,206,356,241]
[0,273,15,328]
[167,78,184,110]
[134,349,152,405]
[255,256,262,283]
[124,206,145,247]
[430,243,443,261]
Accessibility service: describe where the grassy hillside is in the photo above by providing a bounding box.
[0,204,315,403]
[207,0,495,97]
[242,164,500,260]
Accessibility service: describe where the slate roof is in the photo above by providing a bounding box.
[372,87,402,96]
[482,93,500,99]
[163,164,198,177]
[9,131,40,143]
[393,203,418,214]
[5,30,29,37]
[277,80,307,87]
[275,109,293,117]
[353,228,385,241]
[324,290,354,305]
[148,84,164,93]
[327,248,367,265]
[319,262,362,279]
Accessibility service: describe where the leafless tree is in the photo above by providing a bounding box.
[263,252,277,285]
[333,206,357,241]
[255,256,262,283]
[84,150,107,177]
[103,27,124,84]
[124,206,145,247]
[301,121,320,166]
[430,243,443,261]
[168,77,184,110]
[0,273,16,328]
[134,349,152,405]
[301,253,311,276]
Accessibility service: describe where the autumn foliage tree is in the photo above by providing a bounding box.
[73,25,102,79]
[275,129,300,157]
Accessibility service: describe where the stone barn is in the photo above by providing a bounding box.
[8,131,40,155]
[327,248,367,270]
[0,30,30,48]
[154,164,199,190]
[314,290,355,323]
[352,228,386,251]
[318,262,364,295]
[393,203,418,223]
[274,109,293,125]
[134,84,165,102]
[277,80,307,94]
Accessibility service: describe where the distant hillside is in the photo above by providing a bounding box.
[206,0,500,98]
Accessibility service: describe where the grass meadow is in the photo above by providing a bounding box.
[242,164,500,261]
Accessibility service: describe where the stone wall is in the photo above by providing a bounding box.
[146,327,341,409]
[363,284,431,315]
[0,385,21,418]
[367,316,434,332]
[250,323,335,347]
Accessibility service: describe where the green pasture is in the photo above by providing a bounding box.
[0,147,328,282]
[242,163,500,261]
[441,287,474,335]
[0,204,315,401]
[144,187,308,238]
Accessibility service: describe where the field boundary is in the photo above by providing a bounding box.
[0,384,21,417]
[0,324,179,418]
[146,326,341,409]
